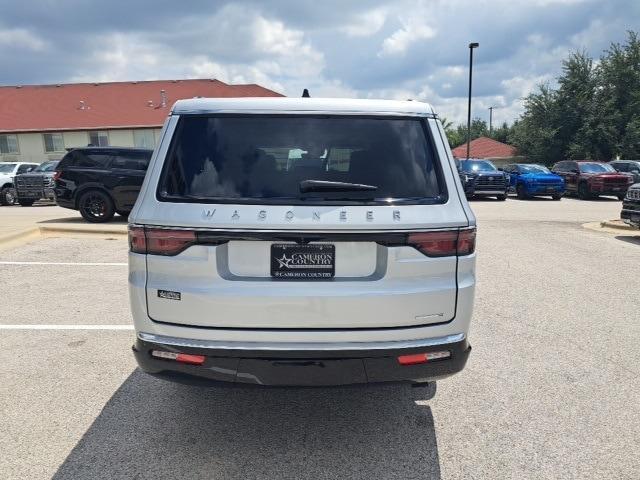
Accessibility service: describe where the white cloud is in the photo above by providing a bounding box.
[0,28,46,51]
[3,0,637,127]
[378,18,436,57]
[341,9,387,37]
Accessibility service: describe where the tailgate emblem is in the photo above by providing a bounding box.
[158,290,181,301]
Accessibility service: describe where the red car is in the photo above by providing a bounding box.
[551,160,632,200]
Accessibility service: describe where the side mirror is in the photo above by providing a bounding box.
[497,167,503,171]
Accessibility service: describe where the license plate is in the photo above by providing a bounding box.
[271,244,335,280]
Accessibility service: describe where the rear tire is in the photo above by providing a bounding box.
[516,184,528,200]
[78,190,115,223]
[497,194,507,201]
[18,199,35,207]
[578,182,591,200]
[0,186,16,206]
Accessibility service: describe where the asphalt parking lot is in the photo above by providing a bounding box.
[1,198,639,480]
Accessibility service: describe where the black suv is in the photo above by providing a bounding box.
[457,158,509,200]
[54,147,153,222]
[609,160,640,184]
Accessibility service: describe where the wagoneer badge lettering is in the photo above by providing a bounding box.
[198,209,413,222]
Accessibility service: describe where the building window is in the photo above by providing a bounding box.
[43,133,65,153]
[0,134,19,154]
[133,130,155,149]
[89,131,109,147]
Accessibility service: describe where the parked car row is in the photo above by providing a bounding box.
[0,147,153,222]
[456,158,636,201]
[1,151,638,221]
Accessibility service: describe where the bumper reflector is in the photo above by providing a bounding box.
[398,350,451,366]
[151,350,206,365]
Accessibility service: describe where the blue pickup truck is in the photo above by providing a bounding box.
[502,163,565,200]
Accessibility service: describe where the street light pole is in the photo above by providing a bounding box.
[488,106,494,134]
[466,42,479,160]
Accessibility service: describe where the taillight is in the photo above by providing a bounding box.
[407,228,476,257]
[128,226,146,254]
[129,226,196,256]
[52,171,62,181]
[398,351,451,365]
[146,228,196,255]
[457,229,476,255]
[151,350,206,365]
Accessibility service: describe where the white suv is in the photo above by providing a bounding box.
[0,162,39,205]
[128,97,476,387]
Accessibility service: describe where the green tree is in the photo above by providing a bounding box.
[513,31,640,162]
[511,84,563,164]
[490,122,513,144]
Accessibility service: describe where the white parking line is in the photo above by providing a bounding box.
[0,324,134,330]
[0,261,127,266]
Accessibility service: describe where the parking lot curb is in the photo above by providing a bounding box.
[39,224,128,237]
[583,220,638,235]
[0,224,127,251]
[0,227,42,251]
[600,219,636,231]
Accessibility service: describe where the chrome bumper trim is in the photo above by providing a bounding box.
[137,332,466,352]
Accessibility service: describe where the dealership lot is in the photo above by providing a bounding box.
[1,198,638,480]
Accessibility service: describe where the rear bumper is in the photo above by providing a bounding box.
[132,332,471,386]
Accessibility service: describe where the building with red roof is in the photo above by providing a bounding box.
[0,79,282,163]
[451,136,518,161]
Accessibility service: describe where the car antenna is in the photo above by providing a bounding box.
[302,88,310,98]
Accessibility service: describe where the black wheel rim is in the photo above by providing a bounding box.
[81,194,107,218]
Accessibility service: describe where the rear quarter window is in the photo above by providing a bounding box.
[70,150,112,169]
[158,115,446,205]
[111,151,152,171]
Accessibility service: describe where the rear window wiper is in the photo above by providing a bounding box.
[300,180,378,193]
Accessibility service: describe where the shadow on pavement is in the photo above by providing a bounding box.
[53,369,441,480]
[615,235,640,245]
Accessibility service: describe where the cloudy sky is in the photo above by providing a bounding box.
[1,0,638,125]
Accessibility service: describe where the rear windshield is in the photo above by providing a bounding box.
[158,115,445,205]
